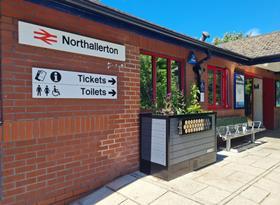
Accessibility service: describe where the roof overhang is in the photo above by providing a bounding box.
[24,0,280,70]
[256,62,280,72]
[249,54,280,65]
[249,54,280,73]
[26,0,251,64]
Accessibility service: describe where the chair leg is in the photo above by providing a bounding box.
[226,139,231,151]
[251,132,255,143]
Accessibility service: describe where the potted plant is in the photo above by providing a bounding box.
[140,84,217,180]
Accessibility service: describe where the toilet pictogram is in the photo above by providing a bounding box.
[36,85,42,96]
[44,85,50,96]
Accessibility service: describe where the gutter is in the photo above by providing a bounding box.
[249,54,280,65]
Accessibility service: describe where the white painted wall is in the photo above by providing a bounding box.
[253,78,263,122]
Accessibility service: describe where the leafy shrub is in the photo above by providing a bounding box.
[155,83,204,116]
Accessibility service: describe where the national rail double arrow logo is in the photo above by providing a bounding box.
[34,28,57,45]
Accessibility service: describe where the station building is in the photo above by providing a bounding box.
[0,0,279,204]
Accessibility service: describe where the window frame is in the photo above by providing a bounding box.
[276,80,280,108]
[141,50,185,103]
[207,65,229,109]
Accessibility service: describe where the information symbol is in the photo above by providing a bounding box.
[50,71,62,83]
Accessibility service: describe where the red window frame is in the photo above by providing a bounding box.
[207,65,228,109]
[141,50,185,103]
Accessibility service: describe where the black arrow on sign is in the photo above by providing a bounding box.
[109,90,116,97]
[108,78,116,85]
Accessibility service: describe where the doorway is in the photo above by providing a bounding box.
[245,77,253,121]
[253,78,263,122]
[263,78,275,129]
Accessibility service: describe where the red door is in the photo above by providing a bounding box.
[263,78,275,129]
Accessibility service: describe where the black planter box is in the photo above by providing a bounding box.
[140,112,217,180]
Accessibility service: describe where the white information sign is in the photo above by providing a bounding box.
[32,67,117,99]
[234,73,245,109]
[19,21,125,61]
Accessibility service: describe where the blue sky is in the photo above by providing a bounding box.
[101,0,280,43]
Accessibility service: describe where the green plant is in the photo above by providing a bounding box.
[172,90,187,115]
[143,83,206,116]
[140,55,153,109]
[186,84,203,113]
[159,93,175,115]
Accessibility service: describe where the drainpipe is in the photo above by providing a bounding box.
[193,50,211,101]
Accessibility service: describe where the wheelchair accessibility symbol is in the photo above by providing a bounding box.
[52,85,60,96]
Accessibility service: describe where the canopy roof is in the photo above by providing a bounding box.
[220,32,280,72]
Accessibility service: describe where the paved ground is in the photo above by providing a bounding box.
[72,129,280,205]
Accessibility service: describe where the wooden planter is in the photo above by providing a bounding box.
[140,112,217,180]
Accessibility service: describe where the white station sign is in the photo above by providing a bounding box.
[18,21,126,61]
[32,67,117,99]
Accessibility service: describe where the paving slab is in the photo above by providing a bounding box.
[225,171,256,183]
[120,199,139,205]
[197,177,243,192]
[71,187,126,205]
[254,178,280,195]
[230,154,263,165]
[223,163,265,175]
[261,194,280,205]
[248,150,271,158]
[272,165,280,173]
[263,170,280,183]
[251,158,280,169]
[193,186,231,204]
[107,175,137,191]
[150,191,200,205]
[169,178,208,195]
[117,179,167,204]
[267,153,280,160]
[240,185,270,203]
[225,196,258,205]
[194,166,236,180]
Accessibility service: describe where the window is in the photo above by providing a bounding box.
[140,52,184,109]
[156,58,167,108]
[276,80,280,107]
[140,55,153,108]
[207,65,228,109]
[171,60,181,94]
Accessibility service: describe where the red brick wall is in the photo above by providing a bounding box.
[0,0,197,204]
[0,0,143,204]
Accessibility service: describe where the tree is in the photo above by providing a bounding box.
[213,32,244,45]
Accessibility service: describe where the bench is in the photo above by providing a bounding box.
[216,116,266,151]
